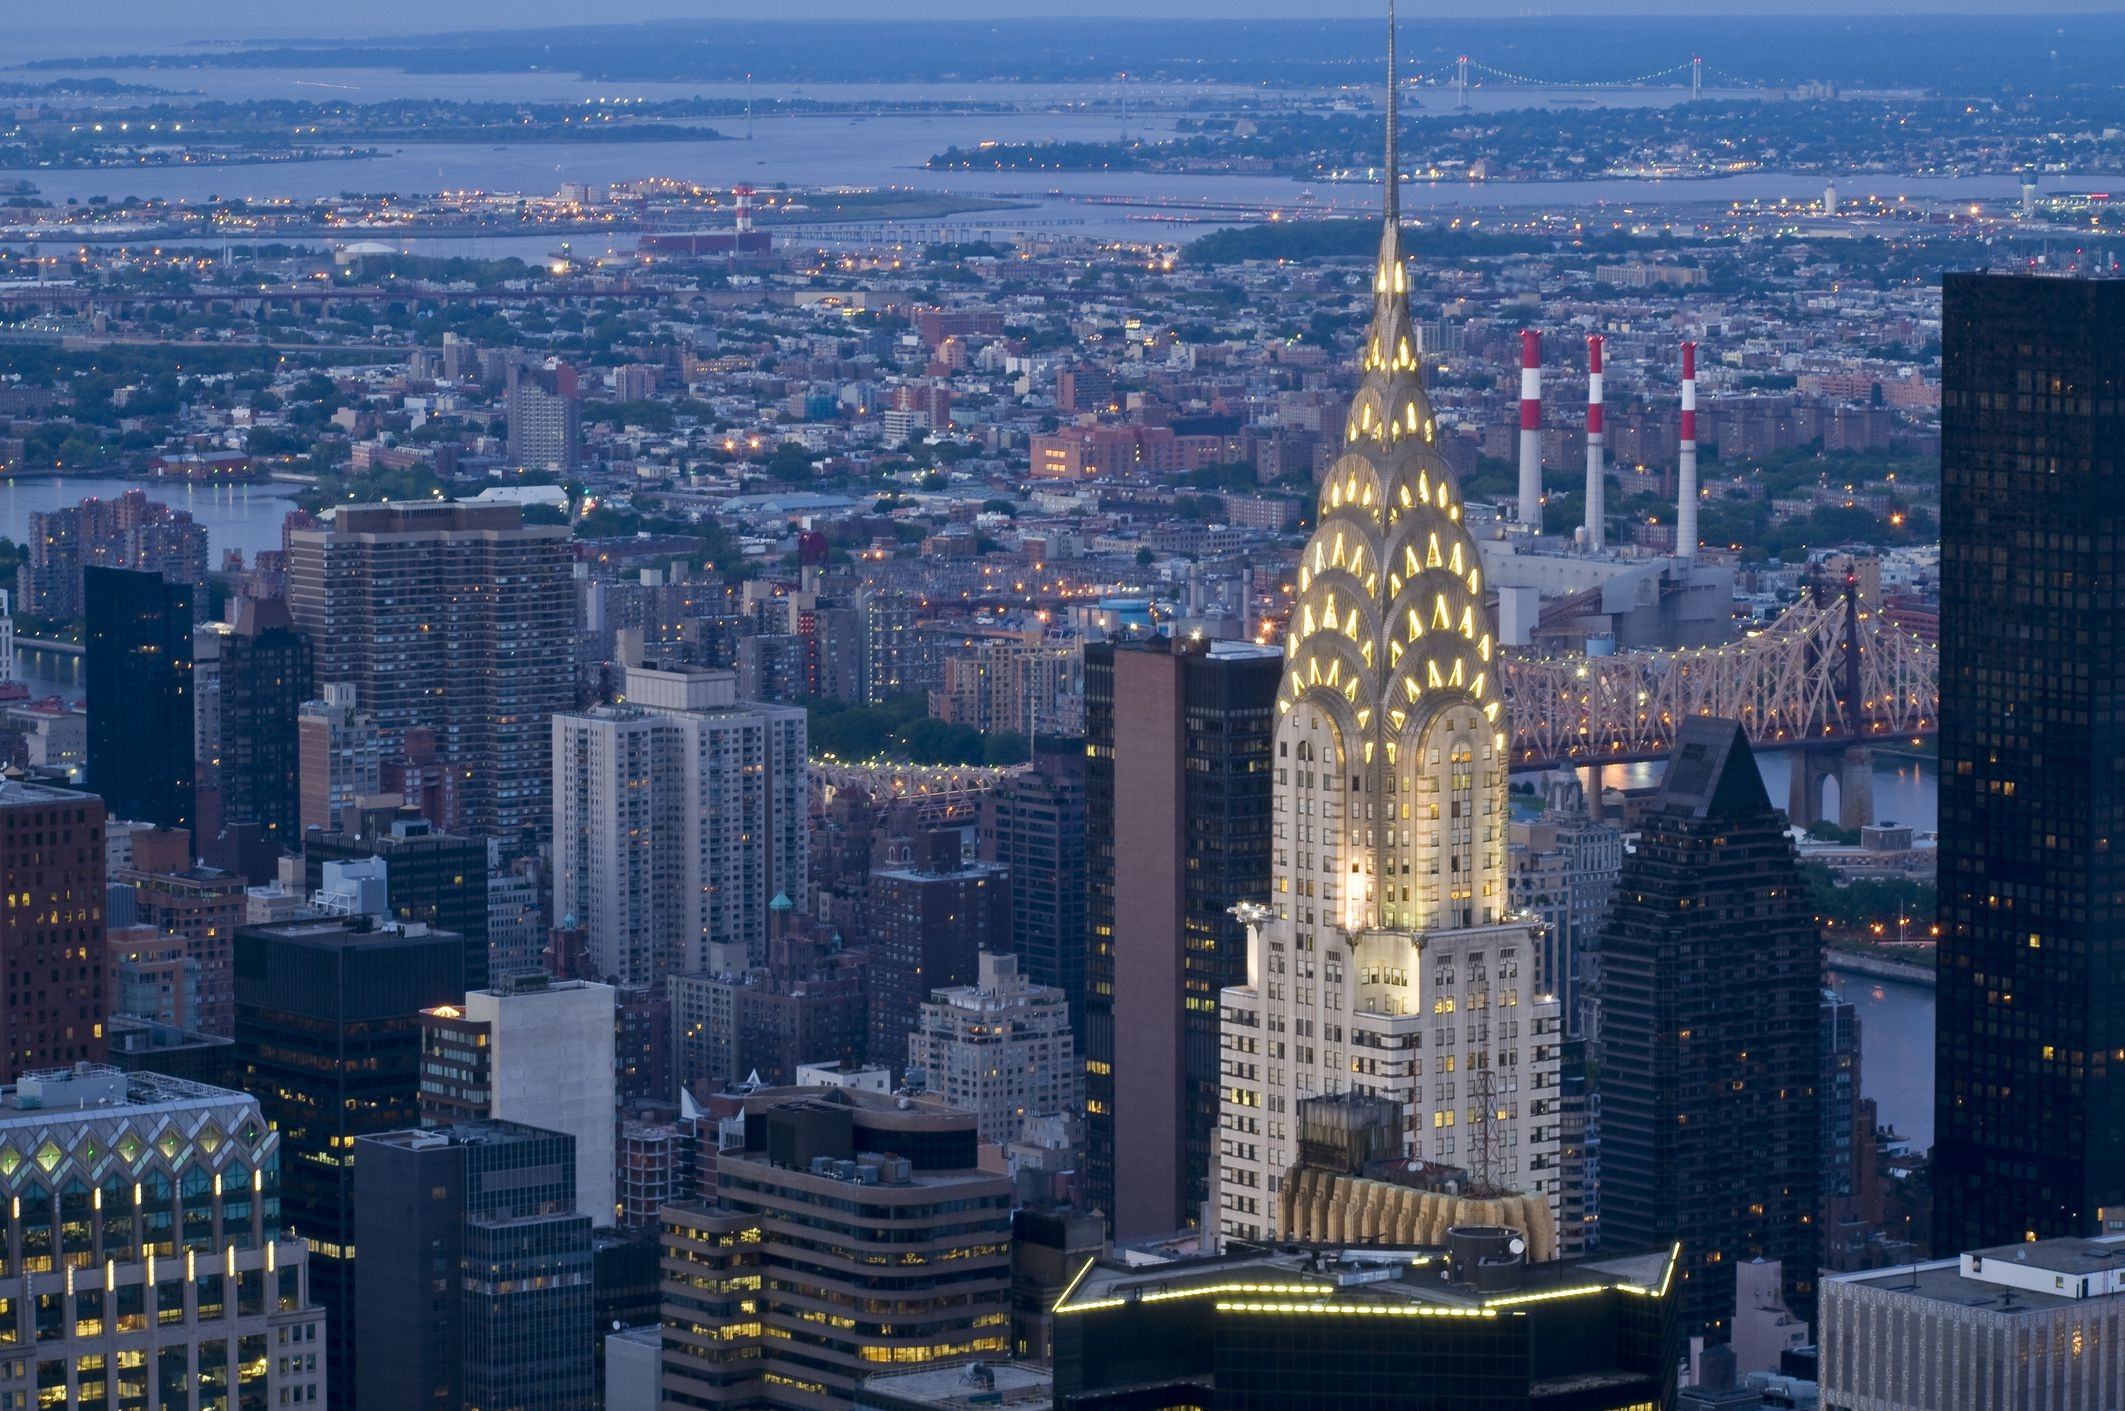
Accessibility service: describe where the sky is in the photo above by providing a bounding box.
[12,0,2125,46]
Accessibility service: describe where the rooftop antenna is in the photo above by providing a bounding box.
[1385,0,1400,226]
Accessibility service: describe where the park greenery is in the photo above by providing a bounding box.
[805,694,1029,768]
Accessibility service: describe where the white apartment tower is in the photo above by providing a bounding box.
[907,951,1080,1148]
[551,664,807,985]
[1215,21,1562,1247]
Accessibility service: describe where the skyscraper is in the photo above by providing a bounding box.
[355,1120,595,1411]
[1599,718,1819,1339]
[417,972,618,1228]
[286,501,572,846]
[214,596,313,853]
[0,1066,327,1411]
[980,743,1089,1036]
[551,665,808,984]
[235,914,466,1406]
[0,778,107,1077]
[907,951,1079,1148]
[657,1086,1012,1409]
[1211,42,1561,1250]
[866,828,1009,1069]
[84,565,194,832]
[1085,635,1279,1239]
[1934,273,2125,1253]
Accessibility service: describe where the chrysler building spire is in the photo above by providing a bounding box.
[1279,0,1505,936]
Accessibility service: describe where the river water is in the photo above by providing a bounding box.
[1828,968,1932,1153]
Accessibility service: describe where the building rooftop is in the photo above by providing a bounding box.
[0,1064,250,1122]
[1834,1233,2125,1312]
[1055,1242,1677,1318]
[363,1119,561,1153]
[238,915,460,948]
[0,776,94,808]
[860,1360,1052,1410]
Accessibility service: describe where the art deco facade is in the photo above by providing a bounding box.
[907,951,1079,1147]
[1214,83,1560,1247]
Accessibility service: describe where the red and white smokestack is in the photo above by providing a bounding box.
[1517,330,1542,527]
[734,184,754,234]
[1677,340,1699,560]
[1584,334,1605,551]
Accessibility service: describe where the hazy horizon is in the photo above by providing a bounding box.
[11,0,2124,48]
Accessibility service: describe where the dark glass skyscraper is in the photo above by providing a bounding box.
[1934,273,2125,1252]
[981,742,1089,1038]
[1599,718,1820,1340]
[84,566,194,832]
[354,1120,595,1411]
[215,596,313,853]
[235,915,465,1408]
[1084,636,1278,1239]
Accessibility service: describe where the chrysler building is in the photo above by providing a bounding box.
[1214,6,1563,1246]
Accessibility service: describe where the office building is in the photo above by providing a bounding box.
[418,972,617,1227]
[1086,635,1278,1239]
[1934,273,2125,1251]
[0,778,107,1077]
[1821,1233,2125,1411]
[304,804,491,991]
[658,1086,1012,1409]
[235,913,466,1405]
[355,1121,595,1411]
[552,664,807,984]
[1052,1239,1681,1411]
[84,566,194,833]
[297,684,383,836]
[213,597,313,854]
[1599,719,1820,1339]
[908,951,1080,1148]
[860,1362,1054,1411]
[980,744,1089,1035]
[0,1065,327,1411]
[867,829,1009,1071]
[287,501,573,845]
[1211,107,1564,1251]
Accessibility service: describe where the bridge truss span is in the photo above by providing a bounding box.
[1500,590,1938,770]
